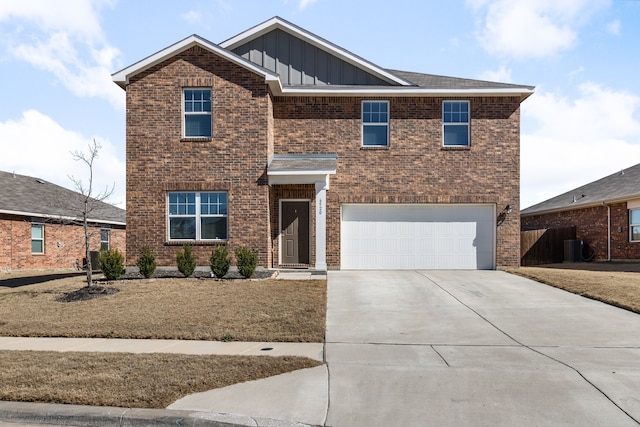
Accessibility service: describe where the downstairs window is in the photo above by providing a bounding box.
[168,192,228,241]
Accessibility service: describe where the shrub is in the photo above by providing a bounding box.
[235,246,258,278]
[176,244,196,277]
[136,246,156,278]
[99,249,125,280]
[210,245,231,279]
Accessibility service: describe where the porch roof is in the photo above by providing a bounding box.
[267,154,337,186]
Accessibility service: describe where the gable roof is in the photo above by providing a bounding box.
[0,170,126,225]
[112,34,280,90]
[220,16,412,87]
[521,163,640,216]
[112,17,534,100]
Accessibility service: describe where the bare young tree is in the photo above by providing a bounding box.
[69,139,114,287]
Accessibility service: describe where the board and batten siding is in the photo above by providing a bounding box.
[232,28,391,86]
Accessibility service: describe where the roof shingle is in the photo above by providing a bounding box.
[0,170,125,225]
[521,163,640,216]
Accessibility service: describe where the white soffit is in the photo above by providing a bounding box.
[628,199,640,209]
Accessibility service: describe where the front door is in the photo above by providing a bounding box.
[281,201,310,265]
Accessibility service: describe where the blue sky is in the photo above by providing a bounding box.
[1,0,639,209]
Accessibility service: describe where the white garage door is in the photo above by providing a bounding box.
[341,204,495,270]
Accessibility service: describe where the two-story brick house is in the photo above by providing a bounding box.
[112,17,533,271]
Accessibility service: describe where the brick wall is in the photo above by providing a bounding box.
[272,96,522,268]
[125,46,272,268]
[125,46,523,269]
[0,213,125,271]
[522,202,640,261]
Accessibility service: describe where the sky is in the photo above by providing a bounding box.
[1,0,639,210]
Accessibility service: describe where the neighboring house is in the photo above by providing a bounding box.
[521,163,640,262]
[112,16,533,271]
[0,171,126,271]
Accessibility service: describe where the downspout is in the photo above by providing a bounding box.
[604,202,611,261]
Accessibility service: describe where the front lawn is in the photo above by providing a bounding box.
[0,273,326,409]
[505,265,640,313]
[0,275,326,342]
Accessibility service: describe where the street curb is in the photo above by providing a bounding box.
[0,401,313,427]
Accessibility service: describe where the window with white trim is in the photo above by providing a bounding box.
[31,222,44,254]
[443,100,470,146]
[100,228,110,251]
[183,88,212,138]
[168,192,228,241]
[362,100,389,147]
[631,209,640,242]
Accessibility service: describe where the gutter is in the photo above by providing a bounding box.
[0,209,125,227]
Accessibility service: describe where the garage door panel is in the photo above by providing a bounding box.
[341,204,495,270]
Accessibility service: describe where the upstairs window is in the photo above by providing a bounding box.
[168,192,228,241]
[631,209,640,242]
[183,88,212,138]
[31,222,44,254]
[362,101,389,147]
[443,100,470,147]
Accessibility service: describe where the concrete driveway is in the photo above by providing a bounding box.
[171,270,640,426]
[326,270,640,426]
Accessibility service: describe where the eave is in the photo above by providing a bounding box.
[521,195,640,218]
[272,85,534,101]
[0,208,126,226]
[112,34,280,89]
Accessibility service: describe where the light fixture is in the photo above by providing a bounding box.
[505,205,512,214]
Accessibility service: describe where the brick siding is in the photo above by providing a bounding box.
[272,96,522,268]
[522,202,640,261]
[125,46,273,268]
[125,46,523,269]
[0,213,125,271]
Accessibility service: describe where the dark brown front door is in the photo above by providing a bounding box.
[281,201,310,265]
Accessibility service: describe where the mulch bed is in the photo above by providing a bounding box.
[57,285,119,302]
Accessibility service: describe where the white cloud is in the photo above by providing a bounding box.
[0,110,125,208]
[521,83,640,208]
[181,10,203,25]
[478,64,512,83]
[468,0,610,59]
[568,65,585,81]
[0,0,107,42]
[607,19,621,36]
[0,0,123,109]
[298,0,318,10]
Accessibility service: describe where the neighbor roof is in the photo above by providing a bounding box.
[112,17,534,100]
[0,170,126,225]
[521,163,640,216]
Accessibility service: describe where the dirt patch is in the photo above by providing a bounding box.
[56,285,119,302]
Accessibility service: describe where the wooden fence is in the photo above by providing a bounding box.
[520,226,576,266]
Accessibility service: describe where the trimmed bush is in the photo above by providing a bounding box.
[99,249,125,280]
[210,245,231,279]
[136,246,156,278]
[235,246,258,279]
[176,244,196,277]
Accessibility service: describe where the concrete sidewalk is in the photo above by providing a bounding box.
[0,337,323,360]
